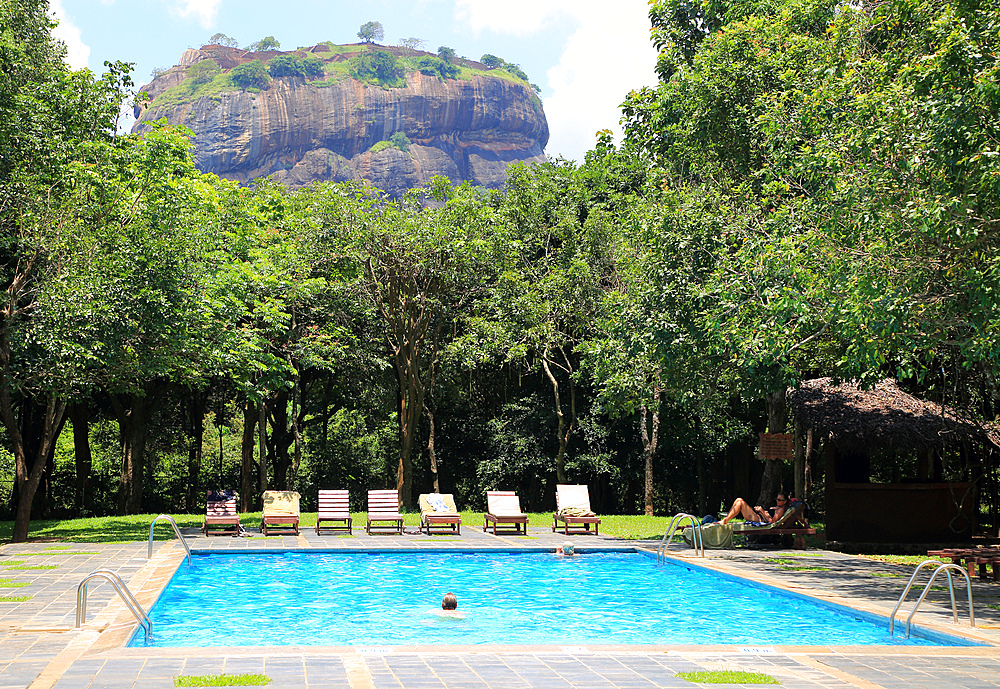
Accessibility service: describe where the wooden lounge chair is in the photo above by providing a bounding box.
[927,548,1000,580]
[316,489,352,534]
[366,489,404,534]
[483,490,529,535]
[418,493,461,535]
[731,500,816,548]
[261,490,300,536]
[203,490,240,536]
[552,484,601,535]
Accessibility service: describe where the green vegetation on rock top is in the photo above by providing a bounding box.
[144,43,536,111]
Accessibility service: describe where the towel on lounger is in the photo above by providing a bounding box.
[427,493,449,512]
[557,506,596,518]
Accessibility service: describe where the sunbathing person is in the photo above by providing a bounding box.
[721,493,798,525]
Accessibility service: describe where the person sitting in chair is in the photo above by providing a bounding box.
[721,493,801,525]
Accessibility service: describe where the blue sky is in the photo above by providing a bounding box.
[50,0,659,162]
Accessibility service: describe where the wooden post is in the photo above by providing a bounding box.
[793,420,804,499]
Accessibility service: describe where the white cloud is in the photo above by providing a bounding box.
[455,0,657,162]
[541,2,658,161]
[171,0,223,29]
[455,0,570,35]
[49,0,90,69]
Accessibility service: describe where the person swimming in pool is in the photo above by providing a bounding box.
[720,493,798,525]
[557,541,576,556]
[433,592,465,619]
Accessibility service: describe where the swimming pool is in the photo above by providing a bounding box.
[131,551,974,647]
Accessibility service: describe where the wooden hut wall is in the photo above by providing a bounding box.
[824,443,974,542]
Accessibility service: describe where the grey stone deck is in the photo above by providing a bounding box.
[1,523,999,688]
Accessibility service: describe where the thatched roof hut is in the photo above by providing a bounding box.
[788,377,999,452]
[789,377,998,544]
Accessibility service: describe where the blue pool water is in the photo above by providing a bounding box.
[131,551,972,647]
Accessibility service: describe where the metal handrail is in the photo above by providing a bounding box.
[148,514,191,565]
[657,513,703,562]
[76,569,152,642]
[889,560,975,638]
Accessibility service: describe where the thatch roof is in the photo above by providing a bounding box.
[787,378,1000,452]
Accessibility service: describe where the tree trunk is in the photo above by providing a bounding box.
[426,357,440,493]
[240,399,256,513]
[69,402,92,516]
[111,382,166,515]
[258,397,268,508]
[639,388,661,516]
[288,363,303,489]
[756,387,788,506]
[268,390,293,491]
[4,396,68,542]
[186,391,207,511]
[542,351,575,485]
[394,342,424,509]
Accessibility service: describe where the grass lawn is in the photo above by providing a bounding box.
[0,511,825,546]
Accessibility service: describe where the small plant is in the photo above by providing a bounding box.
[0,561,25,566]
[174,674,271,687]
[0,595,31,603]
[763,558,796,565]
[0,579,29,587]
[677,670,779,684]
[779,565,830,571]
[7,565,58,570]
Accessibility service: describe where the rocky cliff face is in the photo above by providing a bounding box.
[133,46,549,195]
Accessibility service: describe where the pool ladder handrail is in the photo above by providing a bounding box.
[889,560,975,638]
[657,513,704,562]
[76,569,152,642]
[148,514,191,565]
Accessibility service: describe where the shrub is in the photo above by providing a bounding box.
[416,56,459,80]
[369,141,393,154]
[187,59,220,85]
[230,60,270,89]
[353,50,402,85]
[300,55,325,78]
[389,132,411,151]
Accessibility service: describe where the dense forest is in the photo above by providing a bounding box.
[1,0,998,542]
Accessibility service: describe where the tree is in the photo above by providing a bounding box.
[399,37,424,51]
[0,0,133,541]
[207,33,238,48]
[480,54,502,69]
[358,21,384,44]
[230,60,270,89]
[247,36,280,52]
[436,46,456,63]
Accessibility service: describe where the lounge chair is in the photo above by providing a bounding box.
[203,490,240,536]
[731,500,816,548]
[316,489,352,534]
[552,484,601,535]
[366,489,404,534]
[418,493,461,535]
[261,490,300,536]
[483,490,529,535]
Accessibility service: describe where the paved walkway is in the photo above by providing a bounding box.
[1,523,999,689]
